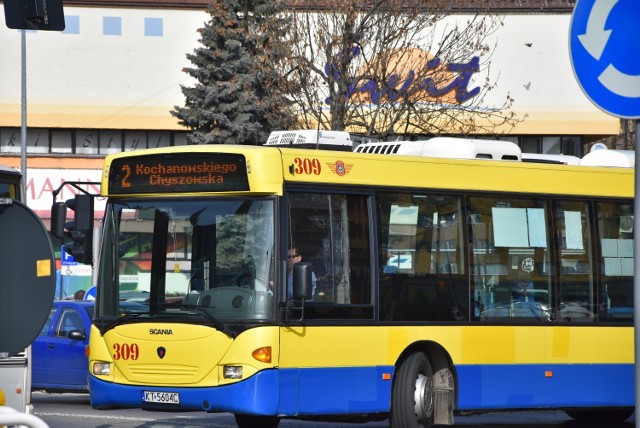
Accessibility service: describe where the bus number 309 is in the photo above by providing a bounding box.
[293,157,321,175]
[113,343,140,360]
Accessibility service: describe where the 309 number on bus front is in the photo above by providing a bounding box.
[113,343,140,360]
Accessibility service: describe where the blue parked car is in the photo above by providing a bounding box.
[32,299,147,392]
[32,300,94,392]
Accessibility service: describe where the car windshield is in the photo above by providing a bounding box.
[96,198,276,323]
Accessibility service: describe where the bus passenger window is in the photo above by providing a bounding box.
[597,202,634,322]
[554,201,595,322]
[377,192,467,322]
[469,196,552,322]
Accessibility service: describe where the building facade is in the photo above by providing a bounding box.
[0,0,620,222]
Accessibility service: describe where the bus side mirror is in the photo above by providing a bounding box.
[292,262,313,300]
[50,201,67,239]
[50,194,95,264]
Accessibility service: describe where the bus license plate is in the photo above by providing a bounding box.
[143,391,180,404]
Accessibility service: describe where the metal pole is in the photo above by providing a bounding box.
[20,30,27,203]
[634,119,639,428]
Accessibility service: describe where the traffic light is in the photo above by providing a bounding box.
[52,194,94,265]
[4,0,65,31]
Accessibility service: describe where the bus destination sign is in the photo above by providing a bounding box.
[108,153,250,194]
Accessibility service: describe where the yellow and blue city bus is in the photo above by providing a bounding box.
[80,141,633,427]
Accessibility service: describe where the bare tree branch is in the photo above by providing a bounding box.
[280,0,524,139]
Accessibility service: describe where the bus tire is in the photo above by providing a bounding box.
[391,352,434,428]
[234,413,280,428]
[565,407,634,423]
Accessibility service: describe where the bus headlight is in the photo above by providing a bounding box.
[223,365,243,379]
[92,362,111,376]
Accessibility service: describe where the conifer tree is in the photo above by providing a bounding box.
[173,0,296,145]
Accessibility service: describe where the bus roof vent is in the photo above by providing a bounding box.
[521,153,581,165]
[355,142,402,154]
[265,130,352,151]
[580,146,635,168]
[354,137,522,161]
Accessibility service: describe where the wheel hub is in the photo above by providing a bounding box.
[414,372,434,421]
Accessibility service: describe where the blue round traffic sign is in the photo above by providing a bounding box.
[570,0,640,119]
[84,285,97,301]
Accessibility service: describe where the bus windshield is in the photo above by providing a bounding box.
[97,197,275,323]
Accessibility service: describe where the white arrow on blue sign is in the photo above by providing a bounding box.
[84,286,96,301]
[570,0,640,119]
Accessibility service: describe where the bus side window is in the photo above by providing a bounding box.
[554,201,595,323]
[470,196,552,322]
[597,202,634,322]
[378,192,467,322]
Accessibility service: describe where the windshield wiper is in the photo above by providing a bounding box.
[100,304,236,339]
[102,313,143,333]
[177,304,237,338]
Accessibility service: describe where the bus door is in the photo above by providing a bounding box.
[279,190,375,415]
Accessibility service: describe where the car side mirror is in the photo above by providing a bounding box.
[68,330,85,341]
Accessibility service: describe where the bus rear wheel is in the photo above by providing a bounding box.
[390,352,434,428]
[234,413,280,428]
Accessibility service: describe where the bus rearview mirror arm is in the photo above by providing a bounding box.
[284,299,306,323]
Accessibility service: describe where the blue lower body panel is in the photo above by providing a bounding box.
[279,366,394,415]
[456,363,634,410]
[90,363,634,416]
[90,366,394,416]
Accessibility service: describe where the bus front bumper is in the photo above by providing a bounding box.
[88,369,279,415]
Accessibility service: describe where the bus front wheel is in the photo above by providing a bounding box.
[391,352,434,428]
[234,413,280,428]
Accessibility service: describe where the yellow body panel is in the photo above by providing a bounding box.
[279,149,633,198]
[279,325,633,368]
[102,145,634,199]
[91,322,633,385]
[89,324,280,387]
